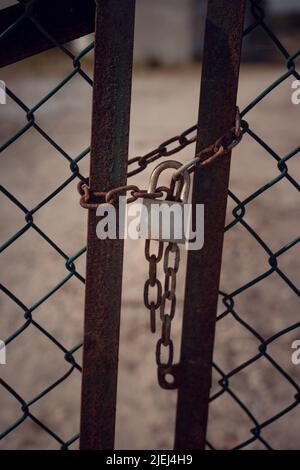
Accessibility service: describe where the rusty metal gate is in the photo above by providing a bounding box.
[0,0,299,450]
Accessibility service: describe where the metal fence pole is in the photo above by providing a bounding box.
[175,0,246,450]
[80,0,136,450]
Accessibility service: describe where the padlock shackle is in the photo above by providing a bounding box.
[147,160,191,203]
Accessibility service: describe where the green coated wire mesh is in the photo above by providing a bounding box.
[0,1,92,449]
[0,0,299,450]
[207,0,300,450]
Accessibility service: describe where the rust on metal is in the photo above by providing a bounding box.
[172,107,242,179]
[174,0,247,450]
[80,0,136,450]
[141,165,186,387]
[78,107,243,209]
[77,181,106,209]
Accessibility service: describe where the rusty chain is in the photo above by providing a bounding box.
[142,173,183,389]
[143,240,164,333]
[127,125,197,177]
[144,239,181,389]
[77,108,242,390]
[172,106,242,179]
[77,181,170,208]
[157,242,180,360]
[77,108,243,209]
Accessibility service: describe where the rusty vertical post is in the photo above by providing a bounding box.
[80,0,135,450]
[175,0,246,450]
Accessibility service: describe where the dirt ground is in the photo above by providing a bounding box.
[0,49,299,450]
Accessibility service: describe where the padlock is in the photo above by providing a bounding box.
[138,160,191,243]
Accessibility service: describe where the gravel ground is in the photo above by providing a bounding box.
[0,49,299,450]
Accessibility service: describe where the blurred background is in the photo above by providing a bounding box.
[0,0,299,450]
[77,0,300,64]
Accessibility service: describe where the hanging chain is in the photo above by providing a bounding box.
[156,242,180,371]
[142,176,182,388]
[78,108,243,389]
[143,240,164,333]
[144,239,181,388]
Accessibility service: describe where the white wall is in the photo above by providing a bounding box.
[134,0,196,65]
[0,0,17,9]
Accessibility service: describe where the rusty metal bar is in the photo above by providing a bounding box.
[80,0,136,450]
[0,0,95,68]
[174,0,246,450]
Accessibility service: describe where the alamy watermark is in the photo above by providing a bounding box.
[0,80,6,104]
[0,340,6,365]
[291,340,300,365]
[95,197,204,251]
[291,80,300,105]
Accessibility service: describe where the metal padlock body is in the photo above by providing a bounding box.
[138,161,191,243]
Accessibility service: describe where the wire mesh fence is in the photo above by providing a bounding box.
[0,0,299,450]
[0,0,94,449]
[207,0,300,450]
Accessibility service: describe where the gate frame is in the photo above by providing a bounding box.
[174,0,247,450]
[0,0,247,450]
[79,0,136,450]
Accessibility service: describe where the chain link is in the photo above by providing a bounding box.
[78,108,242,209]
[77,181,168,208]
[127,125,197,177]
[172,107,242,179]
[143,240,164,333]
[78,109,242,389]
[144,238,181,376]
[156,242,180,371]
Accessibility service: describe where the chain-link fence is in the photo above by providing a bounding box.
[206,0,300,450]
[0,0,299,450]
[0,0,95,449]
